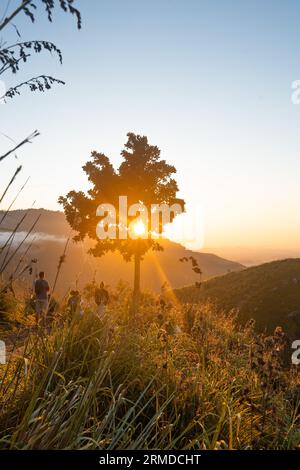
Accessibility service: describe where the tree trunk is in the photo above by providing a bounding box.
[132,251,141,306]
[130,239,142,316]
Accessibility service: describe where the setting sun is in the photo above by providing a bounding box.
[131,220,147,237]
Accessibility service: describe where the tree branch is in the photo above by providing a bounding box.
[0,0,32,32]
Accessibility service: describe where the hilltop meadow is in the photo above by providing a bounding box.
[0,278,299,450]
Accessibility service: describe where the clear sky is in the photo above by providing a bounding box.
[1,0,300,259]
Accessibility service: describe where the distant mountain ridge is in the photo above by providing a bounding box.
[0,209,69,236]
[0,209,244,292]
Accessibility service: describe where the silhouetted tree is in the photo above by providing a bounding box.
[59,133,185,309]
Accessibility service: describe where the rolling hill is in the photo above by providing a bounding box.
[175,258,300,338]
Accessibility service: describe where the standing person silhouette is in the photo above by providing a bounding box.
[94,281,109,318]
[34,271,50,323]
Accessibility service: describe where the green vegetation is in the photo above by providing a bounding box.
[175,258,300,338]
[0,292,299,450]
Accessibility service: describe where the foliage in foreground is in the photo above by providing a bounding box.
[0,297,299,450]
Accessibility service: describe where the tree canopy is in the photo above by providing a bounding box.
[59,133,185,263]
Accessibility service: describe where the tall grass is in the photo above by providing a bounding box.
[0,296,299,450]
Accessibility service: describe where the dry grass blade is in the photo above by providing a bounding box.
[0,130,39,163]
[0,165,22,204]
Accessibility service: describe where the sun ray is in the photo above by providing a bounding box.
[148,249,180,309]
